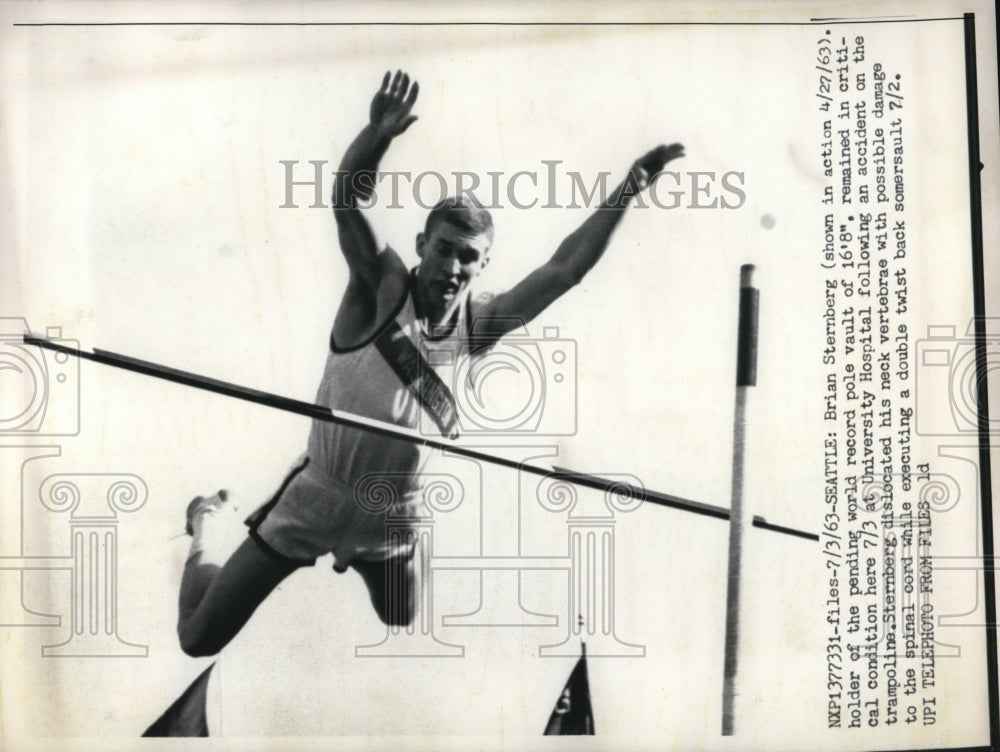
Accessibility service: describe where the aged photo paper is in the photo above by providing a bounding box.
[1,1,998,750]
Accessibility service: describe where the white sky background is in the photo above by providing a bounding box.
[1,3,997,751]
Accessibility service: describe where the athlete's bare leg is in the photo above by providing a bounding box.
[177,491,301,657]
[350,542,420,626]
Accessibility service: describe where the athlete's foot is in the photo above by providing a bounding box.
[185,489,234,537]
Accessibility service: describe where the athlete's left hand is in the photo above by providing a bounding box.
[370,69,420,139]
[628,143,685,191]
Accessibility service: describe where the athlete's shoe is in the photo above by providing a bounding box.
[185,489,231,536]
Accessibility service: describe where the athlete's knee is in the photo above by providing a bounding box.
[377,598,417,627]
[177,620,224,658]
[369,576,417,626]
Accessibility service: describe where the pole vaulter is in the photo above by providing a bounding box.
[23,333,814,542]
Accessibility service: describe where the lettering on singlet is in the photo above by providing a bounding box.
[374,319,460,440]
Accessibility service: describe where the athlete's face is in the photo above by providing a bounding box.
[415,221,491,315]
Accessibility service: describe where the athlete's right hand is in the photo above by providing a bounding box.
[370,70,419,138]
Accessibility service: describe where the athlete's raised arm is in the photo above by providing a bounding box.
[331,70,419,291]
[475,143,685,344]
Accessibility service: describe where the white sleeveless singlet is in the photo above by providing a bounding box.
[307,269,489,500]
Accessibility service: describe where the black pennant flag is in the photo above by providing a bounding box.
[543,645,594,735]
[142,662,215,737]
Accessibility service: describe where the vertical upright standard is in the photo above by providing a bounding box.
[722,264,759,735]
